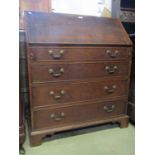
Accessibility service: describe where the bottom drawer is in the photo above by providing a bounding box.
[33,100,126,130]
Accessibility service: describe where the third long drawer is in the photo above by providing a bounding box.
[31,79,129,108]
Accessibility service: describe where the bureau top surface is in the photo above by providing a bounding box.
[25,11,132,46]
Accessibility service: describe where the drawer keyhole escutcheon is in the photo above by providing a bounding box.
[30,53,34,60]
[106,50,119,58]
[105,65,118,74]
[50,112,65,121]
[104,105,116,113]
[49,90,65,99]
[48,50,64,59]
[104,85,117,93]
[48,67,64,77]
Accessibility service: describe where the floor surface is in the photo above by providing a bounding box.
[22,123,135,155]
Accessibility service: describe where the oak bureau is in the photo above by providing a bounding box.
[25,11,132,146]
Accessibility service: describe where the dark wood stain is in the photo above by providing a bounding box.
[25,12,132,45]
[25,11,132,146]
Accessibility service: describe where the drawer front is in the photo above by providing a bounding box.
[29,47,130,62]
[31,61,129,82]
[33,100,126,129]
[32,80,128,108]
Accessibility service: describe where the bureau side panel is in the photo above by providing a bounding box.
[125,47,133,114]
[25,39,35,129]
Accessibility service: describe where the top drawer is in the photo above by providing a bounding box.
[29,47,131,62]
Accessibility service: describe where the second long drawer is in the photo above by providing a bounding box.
[31,61,129,83]
[31,79,128,108]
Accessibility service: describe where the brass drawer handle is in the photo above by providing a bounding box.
[49,90,65,100]
[104,85,117,93]
[105,65,118,74]
[104,105,115,113]
[50,112,65,121]
[48,50,64,59]
[48,68,64,77]
[106,50,119,58]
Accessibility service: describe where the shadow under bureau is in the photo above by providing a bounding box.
[25,11,132,146]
